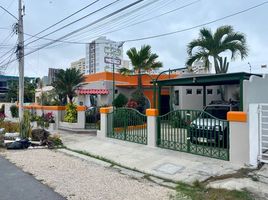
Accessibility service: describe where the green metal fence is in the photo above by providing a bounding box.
[107,108,147,145]
[157,110,229,160]
[85,108,100,130]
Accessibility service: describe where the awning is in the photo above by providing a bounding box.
[77,89,109,95]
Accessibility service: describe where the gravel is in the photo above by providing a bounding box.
[1,149,175,200]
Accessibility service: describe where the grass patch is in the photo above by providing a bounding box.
[176,181,253,200]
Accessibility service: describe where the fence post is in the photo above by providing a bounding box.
[227,111,250,165]
[98,107,112,139]
[146,109,159,147]
[77,106,86,129]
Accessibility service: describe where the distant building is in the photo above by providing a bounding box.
[85,36,123,74]
[41,76,49,86]
[48,68,61,85]
[122,60,131,69]
[71,58,86,74]
[190,60,211,74]
[0,75,35,102]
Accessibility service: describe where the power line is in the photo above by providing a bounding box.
[23,0,165,45]
[22,0,145,51]
[61,0,200,46]
[24,0,122,47]
[1,0,267,68]
[24,0,101,43]
[123,1,268,42]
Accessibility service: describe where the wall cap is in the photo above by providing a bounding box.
[77,106,86,111]
[146,109,159,116]
[227,111,247,122]
[100,107,112,114]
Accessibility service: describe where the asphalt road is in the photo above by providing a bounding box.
[0,156,65,200]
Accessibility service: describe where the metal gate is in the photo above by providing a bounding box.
[85,108,100,130]
[157,110,229,160]
[259,104,268,163]
[107,108,147,145]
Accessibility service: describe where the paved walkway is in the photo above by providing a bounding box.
[59,131,242,183]
[0,156,65,200]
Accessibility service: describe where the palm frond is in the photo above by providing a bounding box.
[199,27,213,40]
[214,25,233,43]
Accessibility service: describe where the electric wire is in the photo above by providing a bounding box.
[1,0,267,69]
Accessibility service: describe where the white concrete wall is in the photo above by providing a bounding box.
[3,103,16,118]
[243,74,268,112]
[229,121,250,166]
[173,86,221,110]
[248,104,259,167]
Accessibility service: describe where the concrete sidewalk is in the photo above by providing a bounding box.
[0,156,65,200]
[59,131,242,183]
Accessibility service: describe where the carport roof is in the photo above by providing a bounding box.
[155,72,261,86]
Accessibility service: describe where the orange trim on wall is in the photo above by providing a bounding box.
[227,112,247,122]
[146,109,159,116]
[77,106,86,111]
[23,105,66,111]
[100,107,111,113]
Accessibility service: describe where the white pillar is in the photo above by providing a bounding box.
[249,104,260,167]
[98,107,112,139]
[146,109,159,147]
[228,112,250,166]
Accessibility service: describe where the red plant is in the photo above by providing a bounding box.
[126,99,138,109]
[0,113,5,122]
[44,112,55,123]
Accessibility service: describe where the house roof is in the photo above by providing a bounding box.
[83,71,179,86]
[155,72,261,86]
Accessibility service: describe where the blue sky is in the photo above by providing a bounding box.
[0,0,268,77]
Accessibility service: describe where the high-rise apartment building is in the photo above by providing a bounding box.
[48,68,61,85]
[71,58,86,74]
[85,37,123,74]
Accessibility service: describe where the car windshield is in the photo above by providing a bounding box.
[204,106,230,119]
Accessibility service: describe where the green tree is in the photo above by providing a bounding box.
[119,45,162,90]
[53,68,85,104]
[186,25,248,74]
[6,79,36,103]
[112,93,128,108]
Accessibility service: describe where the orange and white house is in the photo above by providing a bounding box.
[75,71,179,109]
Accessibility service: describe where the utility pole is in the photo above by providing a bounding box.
[17,0,24,121]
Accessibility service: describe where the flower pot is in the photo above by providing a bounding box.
[49,123,56,131]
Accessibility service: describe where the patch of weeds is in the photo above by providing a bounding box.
[203,168,255,184]
[176,181,253,200]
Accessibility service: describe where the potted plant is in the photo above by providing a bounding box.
[30,113,38,128]
[44,112,56,131]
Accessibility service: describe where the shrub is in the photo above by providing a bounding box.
[112,93,128,108]
[30,113,38,122]
[36,115,45,128]
[131,90,146,113]
[0,104,5,114]
[44,112,55,123]
[20,111,31,139]
[126,99,138,109]
[113,109,145,128]
[10,105,18,118]
[0,113,5,122]
[0,121,19,133]
[47,134,63,148]
[64,103,77,123]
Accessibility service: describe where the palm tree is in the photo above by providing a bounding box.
[53,68,85,104]
[186,25,248,74]
[120,45,162,90]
